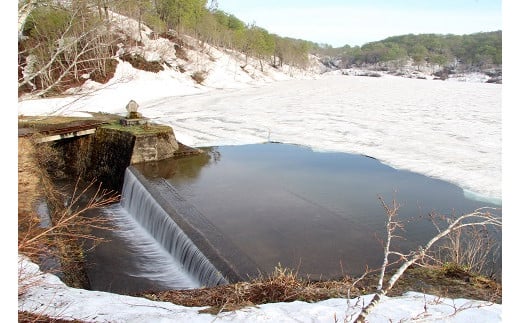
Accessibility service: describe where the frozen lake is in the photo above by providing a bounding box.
[21,74,502,287]
[140,75,501,204]
[19,75,501,203]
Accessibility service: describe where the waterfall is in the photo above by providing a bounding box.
[120,167,229,287]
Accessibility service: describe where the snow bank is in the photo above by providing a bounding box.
[18,256,501,323]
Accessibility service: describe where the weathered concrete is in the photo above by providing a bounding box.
[119,118,147,126]
[88,128,136,191]
[50,123,180,192]
[87,126,180,191]
[130,130,179,164]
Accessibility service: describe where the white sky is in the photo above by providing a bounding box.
[216,0,504,47]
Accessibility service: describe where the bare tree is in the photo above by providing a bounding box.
[353,197,501,322]
[18,0,39,37]
[18,1,119,98]
[208,0,218,12]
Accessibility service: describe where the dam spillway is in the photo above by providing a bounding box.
[119,167,228,287]
[102,166,260,290]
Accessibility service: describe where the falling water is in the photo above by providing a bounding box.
[119,167,229,287]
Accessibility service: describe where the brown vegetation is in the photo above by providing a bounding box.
[18,311,88,323]
[158,31,192,59]
[120,53,164,73]
[90,58,119,84]
[18,4,121,98]
[353,197,501,322]
[18,136,119,293]
[191,70,207,84]
[139,263,501,315]
[141,265,355,314]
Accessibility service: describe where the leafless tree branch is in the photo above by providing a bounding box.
[353,199,501,322]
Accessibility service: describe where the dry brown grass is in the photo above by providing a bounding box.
[359,265,502,304]
[120,53,164,73]
[18,132,122,322]
[191,70,207,84]
[431,224,500,278]
[139,263,501,315]
[18,138,43,221]
[142,265,358,314]
[18,311,87,323]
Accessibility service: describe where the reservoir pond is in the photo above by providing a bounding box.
[132,143,500,281]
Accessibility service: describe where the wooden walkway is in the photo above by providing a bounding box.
[18,120,108,142]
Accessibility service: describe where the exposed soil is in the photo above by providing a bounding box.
[18,311,87,323]
[18,138,44,233]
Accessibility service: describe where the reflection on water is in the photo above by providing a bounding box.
[135,143,501,280]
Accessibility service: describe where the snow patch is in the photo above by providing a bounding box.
[18,256,501,323]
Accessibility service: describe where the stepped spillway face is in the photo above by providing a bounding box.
[119,167,229,287]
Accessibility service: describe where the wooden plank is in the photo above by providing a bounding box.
[35,128,97,143]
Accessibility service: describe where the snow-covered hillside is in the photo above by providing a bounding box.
[72,11,321,96]
[18,9,326,112]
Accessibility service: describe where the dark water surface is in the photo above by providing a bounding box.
[133,143,500,280]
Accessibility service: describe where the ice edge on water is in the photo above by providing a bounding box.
[463,189,502,206]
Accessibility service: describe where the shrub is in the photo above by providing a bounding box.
[432,224,501,278]
[19,6,118,97]
[191,70,207,84]
[90,58,119,84]
[120,53,164,72]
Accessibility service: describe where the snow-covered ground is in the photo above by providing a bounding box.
[16,10,505,322]
[18,256,502,322]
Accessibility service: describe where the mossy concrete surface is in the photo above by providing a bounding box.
[19,118,181,192]
[86,123,179,191]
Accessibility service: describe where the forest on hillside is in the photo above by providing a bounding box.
[18,0,316,97]
[319,31,502,72]
[18,0,502,97]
